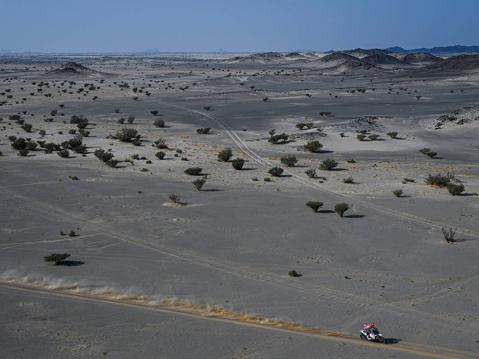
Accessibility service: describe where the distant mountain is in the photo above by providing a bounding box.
[387,45,479,54]
[362,53,403,65]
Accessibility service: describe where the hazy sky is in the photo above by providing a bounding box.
[1,0,478,53]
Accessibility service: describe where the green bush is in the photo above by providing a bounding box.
[296,122,314,130]
[306,201,323,212]
[420,148,437,158]
[44,253,70,265]
[115,128,138,142]
[268,167,284,177]
[368,134,380,141]
[393,189,403,197]
[217,148,233,162]
[196,127,211,134]
[154,119,165,128]
[155,151,166,160]
[441,226,456,243]
[334,203,349,217]
[425,174,452,187]
[387,131,398,139]
[305,169,316,178]
[184,167,203,176]
[94,149,114,162]
[343,176,355,184]
[357,134,367,141]
[154,138,168,149]
[232,158,245,170]
[447,183,465,196]
[57,149,69,158]
[268,133,289,144]
[280,154,297,167]
[304,140,322,153]
[192,177,206,191]
[17,149,29,157]
[320,159,338,171]
[21,123,33,132]
[288,270,302,277]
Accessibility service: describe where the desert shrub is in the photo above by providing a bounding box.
[268,167,284,177]
[44,142,60,153]
[296,122,314,130]
[441,226,457,243]
[425,174,452,187]
[420,148,437,158]
[304,140,322,153]
[131,138,142,146]
[117,118,125,124]
[94,149,114,162]
[68,129,77,135]
[57,149,69,158]
[343,176,355,184]
[447,183,465,196]
[150,110,159,115]
[154,138,168,149]
[44,253,70,265]
[306,201,323,212]
[168,193,181,204]
[320,159,338,171]
[8,135,17,142]
[334,203,349,217]
[17,149,29,156]
[305,169,316,178]
[196,127,211,134]
[368,134,380,141]
[192,177,206,191]
[105,160,120,168]
[387,131,398,139]
[25,141,37,151]
[127,115,135,124]
[12,138,26,150]
[21,123,33,132]
[357,134,367,141]
[393,189,403,197]
[184,167,203,176]
[288,270,301,277]
[39,129,46,137]
[79,129,90,137]
[280,154,298,167]
[71,144,87,154]
[153,119,165,128]
[115,128,138,142]
[268,133,289,144]
[217,148,233,162]
[62,135,83,149]
[155,151,166,160]
[9,114,21,122]
[232,158,245,170]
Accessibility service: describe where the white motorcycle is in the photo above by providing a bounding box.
[360,322,385,343]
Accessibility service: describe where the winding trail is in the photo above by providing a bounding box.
[1,280,476,359]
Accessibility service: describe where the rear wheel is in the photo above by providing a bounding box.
[360,333,367,340]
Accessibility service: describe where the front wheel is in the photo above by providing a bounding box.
[376,336,385,343]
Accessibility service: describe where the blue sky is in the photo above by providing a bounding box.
[1,0,478,53]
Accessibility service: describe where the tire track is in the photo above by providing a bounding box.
[1,281,476,359]
[164,102,479,240]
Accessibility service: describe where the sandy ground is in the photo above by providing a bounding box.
[1,56,479,358]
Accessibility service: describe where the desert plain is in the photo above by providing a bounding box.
[0,50,479,358]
